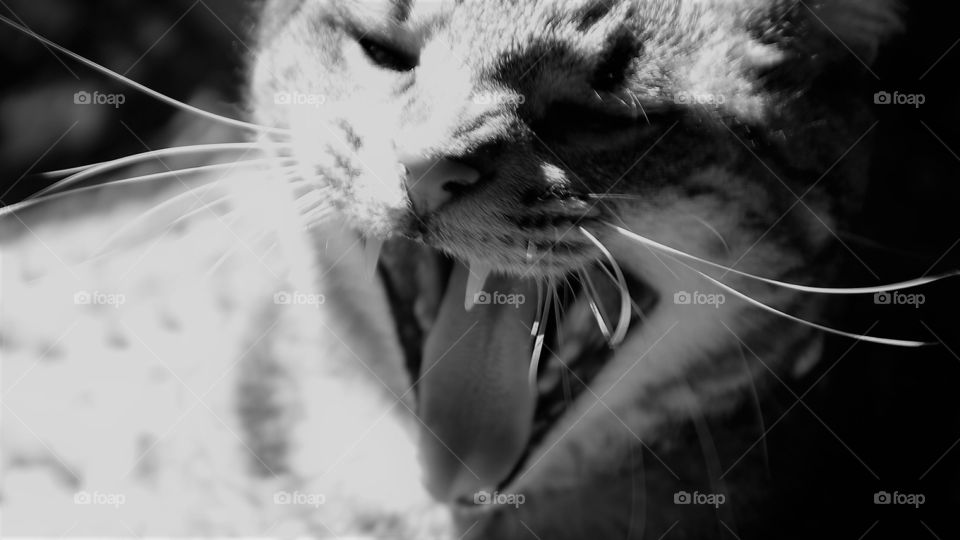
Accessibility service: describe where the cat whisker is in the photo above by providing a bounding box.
[32,145,293,199]
[627,90,650,125]
[169,196,238,227]
[43,182,233,271]
[92,181,233,256]
[551,282,564,348]
[294,187,335,215]
[608,223,960,295]
[131,161,302,235]
[612,94,630,109]
[594,262,649,321]
[529,279,553,389]
[562,273,579,305]
[0,161,287,218]
[205,228,272,277]
[292,183,336,230]
[607,223,943,346]
[0,14,290,136]
[692,216,731,257]
[579,268,612,342]
[286,178,325,200]
[38,163,115,180]
[34,143,286,180]
[259,240,280,259]
[580,227,631,346]
[682,251,934,347]
[531,280,545,338]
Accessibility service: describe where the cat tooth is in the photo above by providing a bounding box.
[464,260,493,311]
[361,237,384,279]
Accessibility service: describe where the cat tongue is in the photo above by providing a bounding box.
[417,261,537,502]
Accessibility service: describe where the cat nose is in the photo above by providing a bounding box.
[399,154,482,215]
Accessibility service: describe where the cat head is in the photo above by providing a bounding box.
[247,1,901,534]
[249,0,899,278]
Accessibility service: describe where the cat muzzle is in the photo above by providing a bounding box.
[400,154,482,216]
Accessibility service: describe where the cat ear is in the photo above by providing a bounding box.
[805,0,902,65]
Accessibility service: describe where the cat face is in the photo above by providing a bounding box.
[251,0,895,278]
[252,1,712,274]
[249,0,899,535]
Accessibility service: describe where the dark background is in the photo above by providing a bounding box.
[0,0,254,203]
[1,1,957,539]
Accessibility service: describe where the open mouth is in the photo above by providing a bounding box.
[377,237,657,507]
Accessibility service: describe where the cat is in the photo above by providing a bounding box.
[0,0,931,538]
[249,0,904,536]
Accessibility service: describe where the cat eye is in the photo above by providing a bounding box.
[358,36,418,72]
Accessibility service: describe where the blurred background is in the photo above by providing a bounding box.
[0,1,958,538]
[0,0,255,203]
